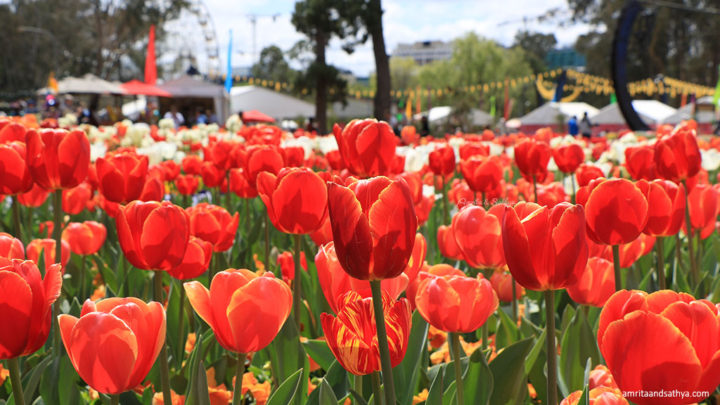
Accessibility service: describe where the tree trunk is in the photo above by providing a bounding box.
[315,31,328,134]
[368,0,391,123]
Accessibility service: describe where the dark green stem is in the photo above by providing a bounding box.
[481,323,488,351]
[225,171,231,209]
[440,176,449,224]
[612,245,622,291]
[353,374,363,404]
[369,280,396,405]
[110,394,119,405]
[153,272,172,405]
[52,189,63,353]
[370,371,384,405]
[481,191,487,209]
[682,180,698,286]
[12,197,22,242]
[293,234,303,330]
[511,277,518,322]
[232,353,245,405]
[177,283,186,367]
[450,332,464,405]
[570,174,576,204]
[8,357,25,405]
[656,237,666,290]
[182,194,189,209]
[544,289,558,405]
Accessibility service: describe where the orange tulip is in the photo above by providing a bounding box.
[560,387,628,405]
[452,204,505,269]
[62,182,93,215]
[184,269,291,353]
[58,298,166,394]
[636,179,685,237]
[257,167,328,234]
[598,290,720,405]
[566,257,615,307]
[321,291,411,375]
[415,273,498,333]
[26,129,90,190]
[327,176,417,280]
[436,225,464,261]
[95,151,149,203]
[0,260,61,358]
[332,119,397,178]
[62,221,107,256]
[489,270,524,303]
[0,233,24,267]
[116,201,189,271]
[186,203,239,252]
[26,238,70,273]
[167,236,212,281]
[501,202,588,291]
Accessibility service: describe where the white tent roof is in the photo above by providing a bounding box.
[414,106,493,126]
[159,75,225,98]
[519,102,598,125]
[43,74,125,95]
[593,100,677,125]
[230,86,314,119]
[665,96,717,124]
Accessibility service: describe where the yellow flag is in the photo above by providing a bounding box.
[48,72,59,93]
[406,94,413,119]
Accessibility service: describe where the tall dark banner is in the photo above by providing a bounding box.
[611,0,650,131]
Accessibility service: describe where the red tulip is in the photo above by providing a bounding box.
[0,259,61,359]
[566,257,615,307]
[598,290,720,404]
[428,146,455,176]
[62,221,107,256]
[460,155,503,195]
[0,122,27,143]
[186,203,239,252]
[18,183,49,207]
[277,251,307,283]
[184,269,292,353]
[583,178,648,246]
[257,167,328,234]
[244,145,284,186]
[332,119,397,178]
[229,168,258,199]
[406,264,464,311]
[167,236,212,280]
[175,174,199,196]
[624,145,656,180]
[654,127,701,182]
[490,270,524,303]
[0,233,24,267]
[200,162,225,189]
[96,151,149,203]
[686,183,719,239]
[204,140,234,171]
[282,146,305,167]
[58,297,165,394]
[26,129,90,190]
[636,179,685,237]
[415,273,498,333]
[437,225,464,261]
[458,142,489,160]
[327,176,417,280]
[182,155,203,175]
[159,160,180,182]
[575,164,604,187]
[552,143,584,174]
[116,201,189,271]
[501,202,588,290]
[514,139,551,182]
[452,204,505,269]
[26,238,70,273]
[0,141,33,195]
[321,291,411,375]
[62,182,93,215]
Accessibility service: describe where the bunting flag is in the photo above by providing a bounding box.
[503,79,510,120]
[489,96,496,118]
[713,66,720,107]
[405,94,412,119]
[610,93,617,104]
[225,30,233,93]
[680,93,687,107]
[48,72,59,93]
[144,25,157,85]
[415,87,421,115]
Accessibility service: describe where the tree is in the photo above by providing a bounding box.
[513,30,557,73]
[0,0,189,98]
[251,45,296,84]
[291,0,359,133]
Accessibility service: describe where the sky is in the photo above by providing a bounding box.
[171,0,593,77]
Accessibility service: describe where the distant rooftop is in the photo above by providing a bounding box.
[545,48,586,70]
[392,40,453,65]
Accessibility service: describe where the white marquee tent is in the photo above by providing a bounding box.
[230,86,314,120]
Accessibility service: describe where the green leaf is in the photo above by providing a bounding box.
[393,311,429,405]
[489,337,533,405]
[494,308,519,349]
[441,381,456,405]
[21,354,53,403]
[318,379,339,405]
[302,339,335,372]
[425,365,445,405]
[462,349,493,405]
[185,332,211,405]
[558,308,600,396]
[267,369,304,405]
[267,319,309,404]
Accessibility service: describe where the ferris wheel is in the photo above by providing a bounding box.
[159,0,221,79]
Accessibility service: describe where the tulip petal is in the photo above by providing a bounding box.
[184,281,213,325]
[0,271,32,358]
[328,183,372,280]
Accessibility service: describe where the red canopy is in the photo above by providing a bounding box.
[121,80,171,97]
[242,109,275,123]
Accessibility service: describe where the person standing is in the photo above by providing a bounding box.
[568,115,579,136]
[164,105,184,128]
[579,112,593,139]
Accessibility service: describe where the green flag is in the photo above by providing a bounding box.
[489,96,496,117]
[713,66,720,107]
[610,93,617,104]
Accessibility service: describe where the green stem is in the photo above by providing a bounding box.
[612,245,622,291]
[52,189,63,353]
[245,198,251,241]
[182,194,189,209]
[511,277,518,322]
[481,323,488,351]
[450,333,464,405]
[12,197,22,242]
[293,234,303,330]
[481,191,487,209]
[370,372,384,405]
[177,283,186,367]
[682,180,698,286]
[110,394,119,405]
[80,255,86,299]
[570,174,576,205]
[232,353,245,405]
[656,237,666,290]
[153,272,172,405]
[8,358,25,405]
[225,172,231,209]
[353,374,363,404]
[369,280,396,405]
[544,289,558,405]
[440,176,449,224]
